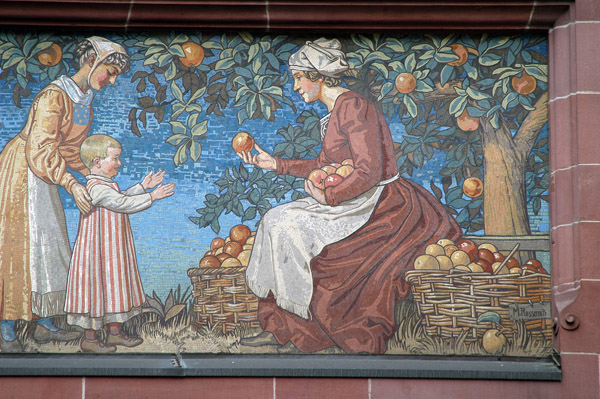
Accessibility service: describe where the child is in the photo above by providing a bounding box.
[64,134,175,353]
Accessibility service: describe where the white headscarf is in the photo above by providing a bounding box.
[288,38,349,78]
[85,36,128,83]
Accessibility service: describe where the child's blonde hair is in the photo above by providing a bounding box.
[80,134,122,169]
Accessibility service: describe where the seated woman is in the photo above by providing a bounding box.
[238,38,461,354]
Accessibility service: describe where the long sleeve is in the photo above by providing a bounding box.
[324,96,385,206]
[24,88,79,194]
[89,184,152,214]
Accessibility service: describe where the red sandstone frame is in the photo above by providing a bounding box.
[0,0,573,379]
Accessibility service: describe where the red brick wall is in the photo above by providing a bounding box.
[3,1,600,398]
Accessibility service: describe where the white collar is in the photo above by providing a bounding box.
[86,174,114,183]
[51,75,94,105]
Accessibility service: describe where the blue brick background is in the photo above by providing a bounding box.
[0,33,549,297]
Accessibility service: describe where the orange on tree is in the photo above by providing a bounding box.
[37,43,63,66]
[456,109,480,131]
[394,72,417,94]
[511,71,537,95]
[463,177,483,198]
[179,42,205,67]
[448,44,468,66]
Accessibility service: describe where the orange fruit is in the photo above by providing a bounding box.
[211,237,225,250]
[232,132,254,153]
[448,44,468,66]
[230,224,252,245]
[37,43,62,66]
[180,42,205,67]
[463,177,483,198]
[335,165,354,178]
[199,255,221,268]
[321,165,337,175]
[395,72,417,94]
[457,110,480,131]
[221,257,242,268]
[511,71,537,95]
[223,241,243,258]
[341,159,354,167]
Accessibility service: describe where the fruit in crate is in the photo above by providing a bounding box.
[450,250,471,267]
[477,249,495,265]
[437,239,455,247]
[238,250,252,267]
[468,262,484,273]
[478,243,498,253]
[456,239,478,261]
[221,257,242,268]
[425,244,445,257]
[230,224,252,245]
[232,132,255,153]
[308,169,328,190]
[476,259,493,273]
[199,255,221,268]
[436,255,453,271]
[211,237,225,250]
[492,261,509,275]
[444,244,458,257]
[414,254,440,270]
[224,241,243,258]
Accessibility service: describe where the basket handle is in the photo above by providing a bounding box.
[493,243,520,275]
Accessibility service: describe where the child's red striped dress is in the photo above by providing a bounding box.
[64,175,152,330]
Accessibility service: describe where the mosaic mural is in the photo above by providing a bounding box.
[0,31,551,356]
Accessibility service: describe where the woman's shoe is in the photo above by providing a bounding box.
[0,336,23,352]
[277,341,301,354]
[80,338,117,353]
[240,331,280,347]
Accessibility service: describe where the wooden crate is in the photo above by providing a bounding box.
[187,266,259,333]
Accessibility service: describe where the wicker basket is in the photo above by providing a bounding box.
[187,266,259,333]
[404,270,552,343]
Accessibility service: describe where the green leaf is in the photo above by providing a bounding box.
[169,121,187,135]
[165,304,186,321]
[166,134,189,146]
[440,64,453,86]
[477,311,501,324]
[449,95,468,116]
[191,119,208,137]
[190,141,202,161]
[404,53,416,72]
[502,91,518,110]
[170,81,184,103]
[165,62,176,81]
[215,57,235,70]
[403,95,418,118]
[466,87,490,100]
[242,207,257,222]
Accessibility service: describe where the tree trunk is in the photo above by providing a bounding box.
[480,118,531,237]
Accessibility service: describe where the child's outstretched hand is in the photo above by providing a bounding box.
[142,170,166,191]
[150,182,176,202]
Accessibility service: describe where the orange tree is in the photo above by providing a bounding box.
[191,33,548,238]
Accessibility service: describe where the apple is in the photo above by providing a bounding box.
[509,267,522,275]
[336,165,354,178]
[521,265,537,275]
[478,243,498,253]
[321,165,337,175]
[456,239,478,261]
[476,258,493,273]
[492,252,505,263]
[342,158,354,167]
[454,265,471,272]
[477,249,495,265]
[231,131,254,153]
[505,257,520,269]
[414,254,440,270]
[425,243,445,257]
[525,259,543,269]
[492,261,509,275]
[436,255,453,271]
[329,162,342,169]
[444,244,459,257]
[468,262,484,273]
[324,174,344,188]
[437,239,455,247]
[308,168,328,190]
[450,250,471,267]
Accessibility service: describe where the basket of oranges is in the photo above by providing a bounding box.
[187,224,260,333]
[404,238,552,343]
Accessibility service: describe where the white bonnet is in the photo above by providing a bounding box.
[288,38,349,78]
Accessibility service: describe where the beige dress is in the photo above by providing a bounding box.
[0,80,92,321]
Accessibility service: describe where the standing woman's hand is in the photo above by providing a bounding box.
[237,143,277,170]
[72,183,92,215]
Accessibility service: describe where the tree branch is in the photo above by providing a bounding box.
[513,92,548,157]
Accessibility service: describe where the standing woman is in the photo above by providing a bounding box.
[238,38,461,354]
[0,36,130,351]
